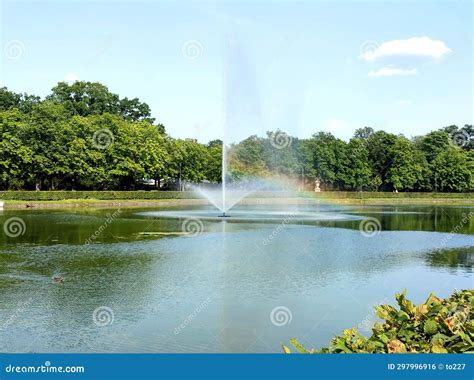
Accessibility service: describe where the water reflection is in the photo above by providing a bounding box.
[425,247,474,271]
[0,204,472,353]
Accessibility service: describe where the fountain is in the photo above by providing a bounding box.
[138,35,363,226]
[191,34,264,217]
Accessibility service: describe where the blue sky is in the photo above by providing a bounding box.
[1,0,472,143]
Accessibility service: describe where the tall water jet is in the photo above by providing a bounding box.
[149,34,346,223]
[221,123,227,215]
[193,34,289,216]
[220,34,263,215]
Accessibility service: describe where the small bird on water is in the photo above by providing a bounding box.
[52,276,64,283]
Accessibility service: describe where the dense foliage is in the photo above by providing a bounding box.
[0,191,198,201]
[0,83,472,191]
[284,290,474,353]
[228,128,473,192]
[0,84,221,190]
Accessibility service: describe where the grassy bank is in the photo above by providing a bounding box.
[319,191,473,199]
[0,190,197,201]
[1,190,473,209]
[2,198,209,209]
[318,192,473,205]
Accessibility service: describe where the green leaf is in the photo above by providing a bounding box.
[282,344,291,354]
[423,319,438,335]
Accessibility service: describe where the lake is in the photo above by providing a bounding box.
[0,202,472,353]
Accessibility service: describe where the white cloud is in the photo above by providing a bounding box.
[368,67,417,77]
[64,73,79,83]
[360,37,452,61]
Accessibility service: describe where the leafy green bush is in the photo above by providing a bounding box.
[284,290,473,353]
[321,192,473,199]
[0,190,300,201]
[1,190,471,202]
[0,190,196,201]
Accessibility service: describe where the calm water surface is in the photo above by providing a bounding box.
[0,202,472,352]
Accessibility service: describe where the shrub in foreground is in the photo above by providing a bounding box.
[284,290,473,353]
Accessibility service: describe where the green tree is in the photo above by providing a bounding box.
[24,102,73,190]
[179,139,210,185]
[206,140,223,183]
[354,126,374,140]
[366,131,398,191]
[102,115,146,189]
[386,137,425,191]
[0,87,40,113]
[346,138,371,191]
[333,139,351,190]
[67,115,108,189]
[47,81,155,123]
[0,109,33,189]
[228,135,268,180]
[263,131,299,178]
[301,132,338,187]
[431,149,471,192]
[420,130,450,162]
[139,124,169,189]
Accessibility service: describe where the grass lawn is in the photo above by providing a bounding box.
[1,191,473,208]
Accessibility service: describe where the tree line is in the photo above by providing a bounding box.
[229,126,473,192]
[0,82,472,192]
